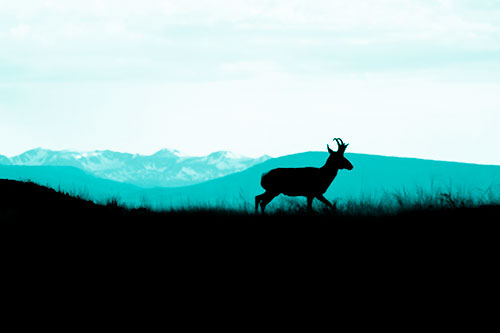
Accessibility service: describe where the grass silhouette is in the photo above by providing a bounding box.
[2,179,499,224]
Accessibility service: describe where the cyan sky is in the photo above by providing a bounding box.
[1,0,500,164]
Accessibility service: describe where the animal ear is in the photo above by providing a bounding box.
[327,144,334,154]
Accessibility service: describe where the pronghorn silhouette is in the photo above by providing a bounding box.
[255,138,353,213]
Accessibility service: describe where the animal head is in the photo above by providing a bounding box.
[326,138,353,170]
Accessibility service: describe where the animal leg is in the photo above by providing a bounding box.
[307,196,314,211]
[255,193,265,213]
[316,194,336,211]
[260,192,278,213]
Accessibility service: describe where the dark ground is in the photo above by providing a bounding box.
[1,179,498,317]
[2,179,498,248]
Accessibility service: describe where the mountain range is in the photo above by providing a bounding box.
[1,150,499,210]
[0,148,270,187]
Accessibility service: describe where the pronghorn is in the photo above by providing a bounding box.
[255,138,353,213]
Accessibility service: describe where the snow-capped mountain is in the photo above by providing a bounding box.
[2,148,271,187]
[0,154,10,165]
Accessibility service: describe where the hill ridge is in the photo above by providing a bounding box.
[1,151,500,209]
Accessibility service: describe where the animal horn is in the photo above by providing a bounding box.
[333,138,348,153]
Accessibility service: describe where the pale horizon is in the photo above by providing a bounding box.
[1,1,500,165]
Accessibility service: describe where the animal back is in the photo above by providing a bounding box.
[261,167,329,196]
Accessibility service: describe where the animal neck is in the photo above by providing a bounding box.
[320,164,339,182]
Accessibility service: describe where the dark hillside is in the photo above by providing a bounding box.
[1,178,499,285]
[0,179,120,223]
[2,179,499,235]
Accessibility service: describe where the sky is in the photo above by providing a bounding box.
[1,0,500,164]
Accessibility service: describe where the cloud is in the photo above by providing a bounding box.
[3,1,500,37]
[1,1,500,164]
[10,24,31,38]
[1,0,500,84]
[218,61,286,79]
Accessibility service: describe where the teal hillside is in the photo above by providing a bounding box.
[1,151,499,210]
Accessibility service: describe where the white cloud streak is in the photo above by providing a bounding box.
[2,0,500,44]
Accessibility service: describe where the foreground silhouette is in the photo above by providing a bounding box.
[255,138,354,213]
